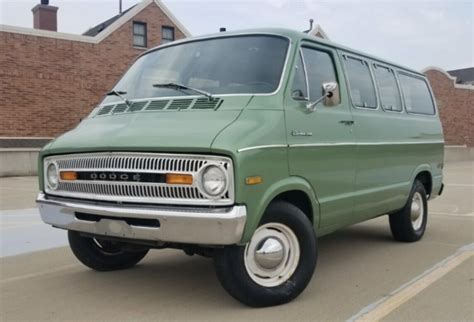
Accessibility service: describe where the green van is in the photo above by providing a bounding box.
[37,28,444,307]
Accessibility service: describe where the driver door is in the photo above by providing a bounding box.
[285,44,357,230]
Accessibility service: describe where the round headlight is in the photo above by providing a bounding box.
[47,163,59,190]
[201,165,227,197]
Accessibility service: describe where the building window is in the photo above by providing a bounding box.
[162,26,175,44]
[133,22,147,48]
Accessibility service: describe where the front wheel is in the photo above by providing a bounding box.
[68,231,149,271]
[214,201,317,307]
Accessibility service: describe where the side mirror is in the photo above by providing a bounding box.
[306,82,340,112]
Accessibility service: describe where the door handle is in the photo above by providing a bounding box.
[339,120,354,125]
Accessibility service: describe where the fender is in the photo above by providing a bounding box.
[409,163,432,186]
[405,163,433,200]
[239,176,320,244]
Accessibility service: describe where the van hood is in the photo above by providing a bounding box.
[45,108,244,156]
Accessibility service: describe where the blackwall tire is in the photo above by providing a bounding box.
[214,201,317,307]
[68,231,149,271]
[389,180,428,242]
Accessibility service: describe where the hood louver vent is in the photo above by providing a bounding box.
[97,105,115,115]
[192,98,223,110]
[146,100,169,110]
[113,103,128,113]
[95,98,224,117]
[168,99,193,110]
[129,101,147,112]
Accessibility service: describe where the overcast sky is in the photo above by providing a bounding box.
[0,0,472,71]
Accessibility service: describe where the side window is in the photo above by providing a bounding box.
[344,56,377,109]
[301,47,338,102]
[373,65,402,112]
[398,73,435,115]
[291,51,308,99]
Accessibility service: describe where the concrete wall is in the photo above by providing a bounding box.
[1,147,472,177]
[444,146,474,163]
[0,149,40,176]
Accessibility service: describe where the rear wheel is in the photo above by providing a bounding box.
[214,201,317,307]
[389,180,428,242]
[68,231,149,271]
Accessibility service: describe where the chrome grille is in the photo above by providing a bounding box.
[44,153,234,206]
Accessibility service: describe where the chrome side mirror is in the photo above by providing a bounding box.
[306,82,340,112]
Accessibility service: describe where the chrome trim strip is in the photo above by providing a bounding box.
[288,140,444,148]
[289,142,353,147]
[237,140,444,152]
[237,144,288,153]
[37,193,246,245]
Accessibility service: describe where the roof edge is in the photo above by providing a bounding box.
[422,66,474,90]
[0,0,190,43]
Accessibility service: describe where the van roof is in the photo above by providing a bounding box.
[147,27,423,77]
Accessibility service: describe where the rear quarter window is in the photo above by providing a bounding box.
[398,73,435,115]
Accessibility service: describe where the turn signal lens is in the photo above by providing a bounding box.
[166,173,193,185]
[60,171,77,181]
[245,176,263,185]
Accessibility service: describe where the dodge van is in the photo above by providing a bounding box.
[37,28,444,307]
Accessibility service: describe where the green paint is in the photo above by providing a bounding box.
[38,28,444,244]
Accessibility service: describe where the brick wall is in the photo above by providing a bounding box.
[424,69,474,147]
[0,2,185,138]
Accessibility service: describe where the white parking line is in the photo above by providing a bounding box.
[348,243,474,322]
[444,183,474,187]
[431,211,474,218]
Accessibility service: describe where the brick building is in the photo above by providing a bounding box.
[423,67,474,147]
[0,0,189,149]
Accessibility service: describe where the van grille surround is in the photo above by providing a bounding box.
[96,97,224,116]
[43,153,234,206]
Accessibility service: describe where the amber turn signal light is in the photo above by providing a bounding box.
[166,173,193,185]
[245,176,263,185]
[60,171,78,181]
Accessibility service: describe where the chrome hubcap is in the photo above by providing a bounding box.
[244,223,300,287]
[410,192,424,230]
[255,237,285,269]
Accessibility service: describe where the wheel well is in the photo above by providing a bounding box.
[272,190,313,223]
[415,171,432,196]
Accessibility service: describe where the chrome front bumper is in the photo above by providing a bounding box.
[36,193,246,245]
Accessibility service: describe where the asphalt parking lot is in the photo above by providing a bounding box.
[1,161,472,321]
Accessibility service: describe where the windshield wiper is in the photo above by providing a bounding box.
[152,82,214,101]
[106,90,132,108]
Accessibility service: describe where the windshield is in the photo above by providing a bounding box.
[102,35,289,104]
